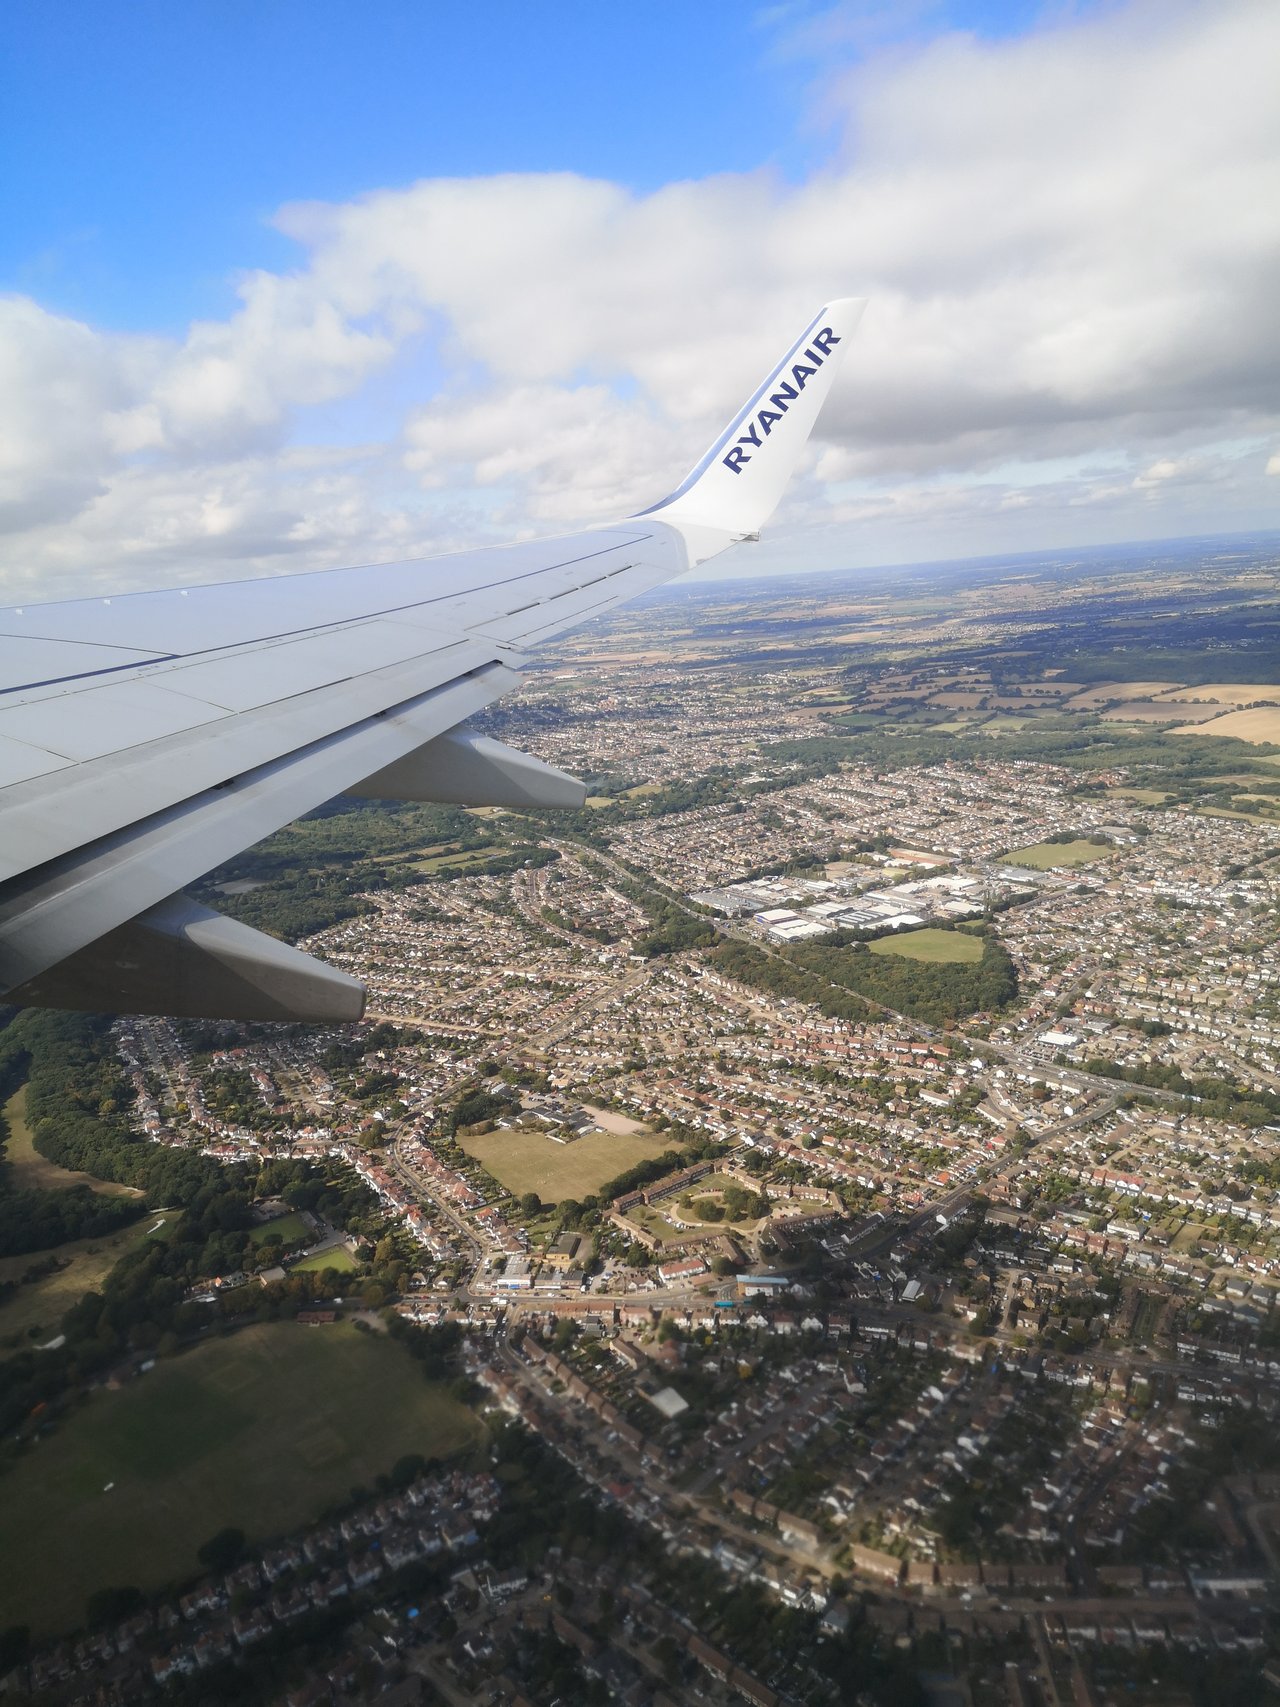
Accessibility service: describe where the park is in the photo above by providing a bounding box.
[0,1321,479,1636]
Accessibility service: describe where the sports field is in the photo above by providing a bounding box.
[0,1320,479,1636]
[868,928,983,964]
[247,1210,311,1246]
[2,1088,141,1197]
[291,1242,359,1273]
[1005,839,1111,870]
[457,1127,670,1203]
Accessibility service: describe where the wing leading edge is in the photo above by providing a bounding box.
[0,297,864,1020]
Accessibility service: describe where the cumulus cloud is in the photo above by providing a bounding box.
[1,0,1277,598]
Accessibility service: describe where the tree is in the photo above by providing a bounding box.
[85,1586,144,1628]
[0,1628,30,1676]
[519,1191,542,1215]
[197,1527,246,1572]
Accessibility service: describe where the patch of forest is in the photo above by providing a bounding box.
[0,1010,234,1218]
[708,927,1016,1026]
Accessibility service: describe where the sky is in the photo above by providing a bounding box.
[1,0,1278,599]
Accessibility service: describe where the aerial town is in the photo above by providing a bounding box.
[5,546,1280,1707]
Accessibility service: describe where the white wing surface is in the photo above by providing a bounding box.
[0,298,863,1021]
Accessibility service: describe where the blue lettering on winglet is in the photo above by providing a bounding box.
[721,326,840,473]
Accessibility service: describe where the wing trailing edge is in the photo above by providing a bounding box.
[7,895,366,1023]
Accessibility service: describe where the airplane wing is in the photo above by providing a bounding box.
[0,298,864,1022]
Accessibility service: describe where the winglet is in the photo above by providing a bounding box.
[636,297,864,537]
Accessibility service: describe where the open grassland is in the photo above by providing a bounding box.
[867,928,984,965]
[0,1321,479,1636]
[2,1089,141,1198]
[1172,707,1280,744]
[1196,805,1277,824]
[412,848,495,873]
[0,1218,167,1354]
[981,715,1037,733]
[1005,839,1112,870]
[291,1243,359,1273]
[457,1128,670,1203]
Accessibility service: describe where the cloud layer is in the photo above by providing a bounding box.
[2,0,1278,599]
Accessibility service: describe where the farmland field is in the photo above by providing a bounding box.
[1171,707,1280,744]
[1156,683,1280,705]
[1100,701,1219,724]
[457,1128,670,1203]
[1065,681,1181,707]
[0,1321,479,1636]
[1005,839,1112,870]
[867,928,984,965]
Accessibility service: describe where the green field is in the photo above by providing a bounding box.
[291,1243,359,1273]
[1197,804,1276,824]
[868,928,984,964]
[457,1128,670,1203]
[412,847,495,873]
[982,715,1037,733]
[2,1088,141,1198]
[626,1205,690,1245]
[247,1210,311,1246]
[1004,839,1112,870]
[0,1321,479,1636]
[627,1198,762,1244]
[0,1218,167,1353]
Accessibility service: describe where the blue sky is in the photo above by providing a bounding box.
[3,0,1057,330]
[1,0,1276,597]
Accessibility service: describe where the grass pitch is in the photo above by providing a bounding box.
[0,1320,479,1636]
[1004,839,1112,870]
[457,1127,670,1203]
[247,1210,311,1246]
[868,928,983,965]
[291,1243,359,1273]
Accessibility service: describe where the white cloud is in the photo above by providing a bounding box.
[1,0,1278,600]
